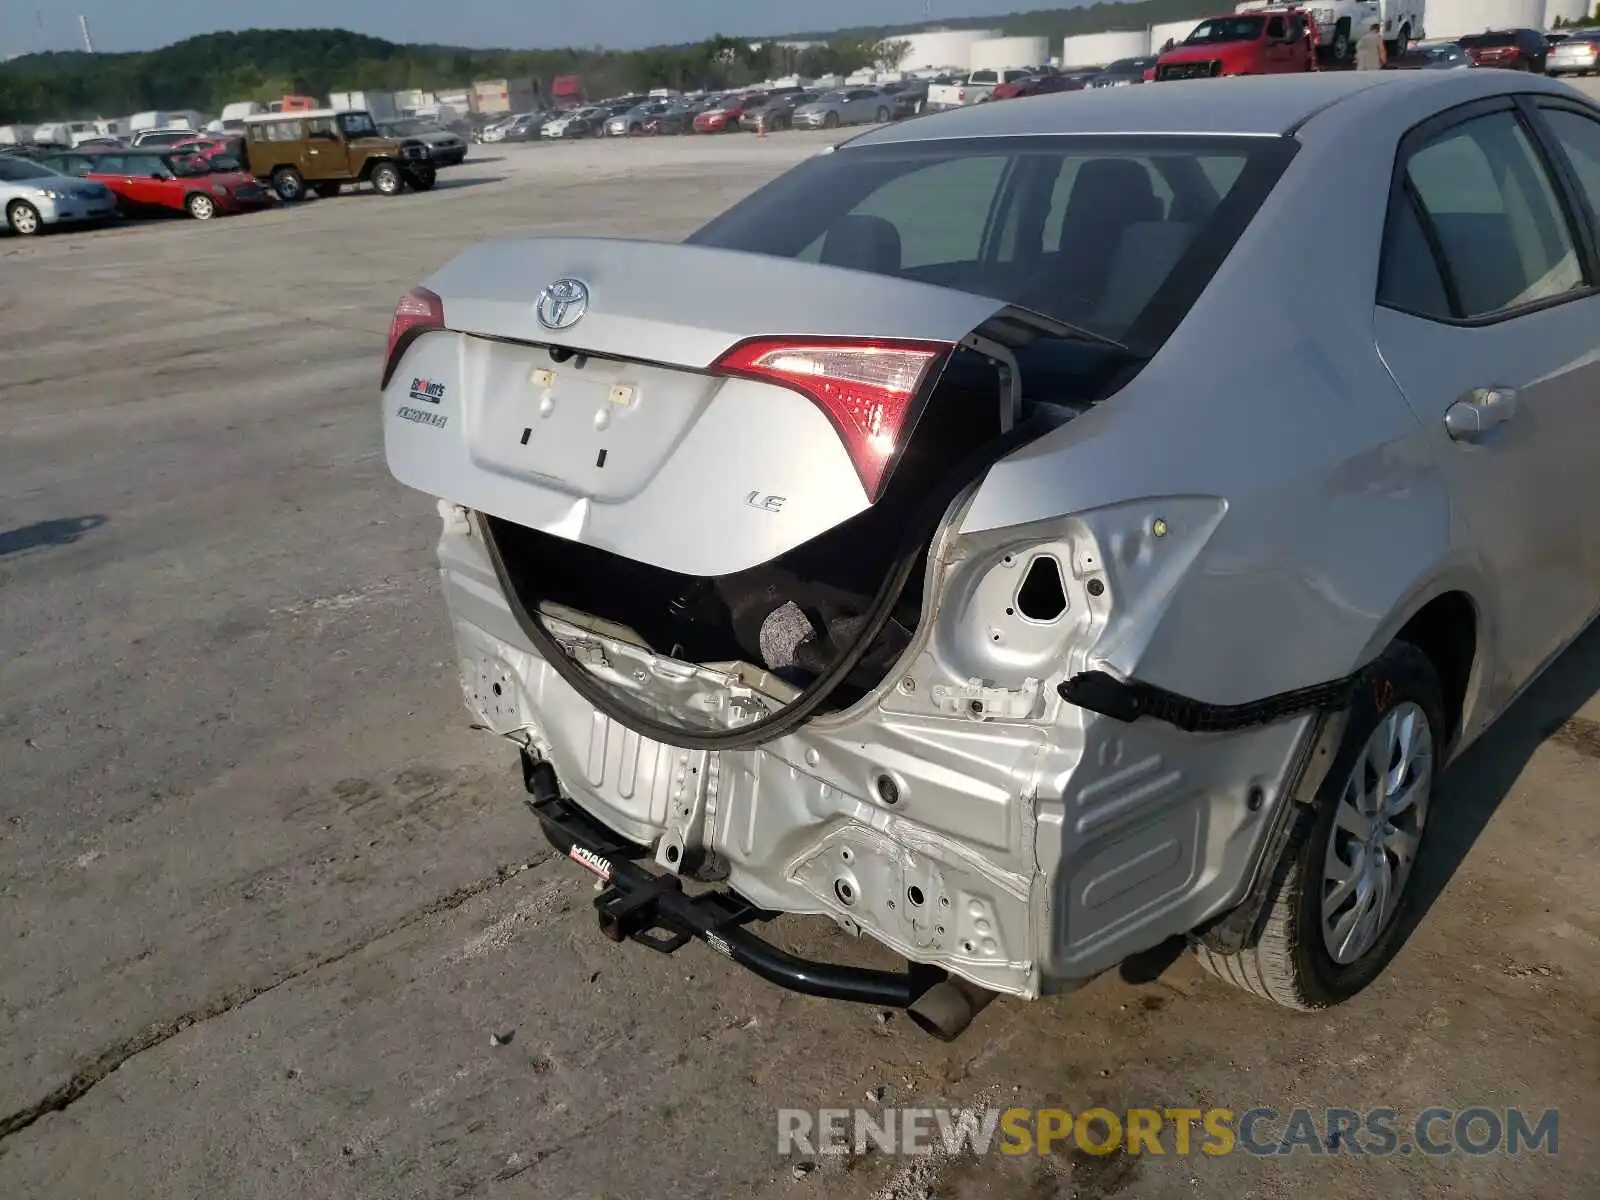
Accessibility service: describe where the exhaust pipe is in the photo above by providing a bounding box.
[905,978,998,1042]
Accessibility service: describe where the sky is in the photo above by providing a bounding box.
[3,0,1078,55]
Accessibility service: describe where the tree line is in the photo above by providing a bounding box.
[0,1,1225,125]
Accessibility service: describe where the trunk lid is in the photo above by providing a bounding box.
[384,237,1012,578]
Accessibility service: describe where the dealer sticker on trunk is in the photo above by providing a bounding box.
[567,845,615,882]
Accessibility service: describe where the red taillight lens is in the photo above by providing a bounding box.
[383,286,444,387]
[958,88,967,101]
[715,337,949,501]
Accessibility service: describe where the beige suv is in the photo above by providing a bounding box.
[242,109,437,201]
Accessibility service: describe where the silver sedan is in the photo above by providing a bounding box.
[791,87,894,129]
[0,153,116,234]
[382,71,1600,1039]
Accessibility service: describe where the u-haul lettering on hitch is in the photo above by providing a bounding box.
[568,845,615,882]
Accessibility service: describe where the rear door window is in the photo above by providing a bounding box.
[1535,105,1600,243]
[1389,109,1584,318]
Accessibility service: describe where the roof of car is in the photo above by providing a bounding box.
[843,71,1582,145]
[55,146,165,155]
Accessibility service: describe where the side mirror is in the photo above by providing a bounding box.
[151,171,167,180]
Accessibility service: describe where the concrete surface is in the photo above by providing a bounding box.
[1,120,1597,1200]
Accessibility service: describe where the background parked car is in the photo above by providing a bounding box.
[242,109,435,200]
[641,102,702,136]
[378,118,467,166]
[1086,56,1160,87]
[740,91,819,132]
[170,134,246,163]
[882,79,930,118]
[1,142,71,161]
[37,147,272,220]
[487,112,547,143]
[607,102,669,136]
[541,107,606,139]
[131,128,198,148]
[1546,33,1600,75]
[0,152,116,234]
[594,102,638,134]
[693,94,767,133]
[1390,41,1475,70]
[1457,28,1550,71]
[991,69,1089,99]
[791,88,893,130]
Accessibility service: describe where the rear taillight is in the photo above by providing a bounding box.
[383,286,444,387]
[715,337,949,501]
[958,88,967,101]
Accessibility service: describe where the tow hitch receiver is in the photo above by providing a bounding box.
[520,751,948,1009]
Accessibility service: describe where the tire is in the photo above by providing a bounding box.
[823,111,840,129]
[1332,20,1352,63]
[371,162,402,195]
[313,183,342,199]
[406,167,437,192]
[6,199,42,236]
[184,192,217,220]
[271,167,303,202]
[876,106,890,122]
[1193,640,1444,1010]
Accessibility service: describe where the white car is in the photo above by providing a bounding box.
[0,153,116,235]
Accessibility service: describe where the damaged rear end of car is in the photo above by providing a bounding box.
[382,130,1315,1037]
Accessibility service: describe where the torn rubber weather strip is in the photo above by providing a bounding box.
[481,415,1054,752]
[1058,669,1359,734]
[522,756,945,1006]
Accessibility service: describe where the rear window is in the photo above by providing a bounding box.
[686,135,1292,348]
[1459,32,1519,48]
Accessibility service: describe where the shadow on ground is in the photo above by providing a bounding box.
[0,515,108,558]
[1401,619,1600,938]
[1110,621,1600,987]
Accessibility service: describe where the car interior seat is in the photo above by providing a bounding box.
[820,214,904,274]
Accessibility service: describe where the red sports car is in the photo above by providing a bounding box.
[39,147,274,220]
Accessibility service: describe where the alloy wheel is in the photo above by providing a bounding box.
[10,202,40,235]
[1320,700,1433,965]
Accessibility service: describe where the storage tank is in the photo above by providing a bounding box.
[1544,0,1590,26]
[970,35,1053,70]
[1061,30,1153,68]
[895,28,1000,69]
[1150,18,1205,51]
[1424,0,1544,38]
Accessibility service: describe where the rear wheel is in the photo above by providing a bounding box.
[6,199,41,235]
[371,162,402,195]
[271,166,304,202]
[184,192,216,220]
[1193,640,1443,1009]
[313,182,342,199]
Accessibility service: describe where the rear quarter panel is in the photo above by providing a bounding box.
[957,85,1488,710]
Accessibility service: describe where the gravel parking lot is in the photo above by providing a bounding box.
[2,118,1598,1200]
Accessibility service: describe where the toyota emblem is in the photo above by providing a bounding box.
[535,277,590,331]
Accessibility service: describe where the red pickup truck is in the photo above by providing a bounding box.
[1154,9,1318,79]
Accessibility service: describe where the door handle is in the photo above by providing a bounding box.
[1444,386,1519,443]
